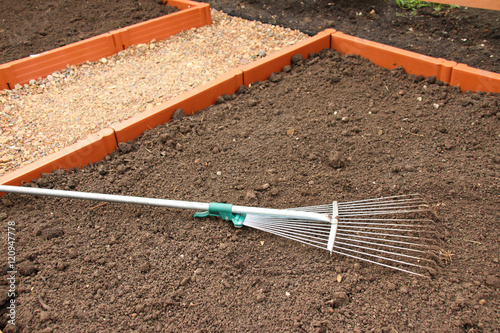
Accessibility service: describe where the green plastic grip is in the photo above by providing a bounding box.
[193,202,246,227]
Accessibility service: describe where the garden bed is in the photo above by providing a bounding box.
[1,48,499,332]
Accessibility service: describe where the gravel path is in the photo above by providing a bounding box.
[0,9,308,176]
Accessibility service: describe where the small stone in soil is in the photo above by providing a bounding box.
[328,151,345,169]
[270,188,280,196]
[117,142,133,153]
[68,248,77,258]
[425,266,438,278]
[425,75,436,84]
[139,263,150,274]
[327,291,349,308]
[135,303,145,313]
[255,183,270,191]
[1,197,14,207]
[245,190,258,203]
[452,295,466,310]
[268,72,282,82]
[248,98,259,107]
[256,292,266,302]
[180,276,191,286]
[116,164,128,174]
[40,228,64,240]
[399,286,409,294]
[98,165,108,175]
[291,54,303,65]
[39,311,51,322]
[386,282,396,291]
[17,261,37,276]
[172,108,186,120]
[238,85,248,94]
[165,298,180,306]
[56,261,69,271]
[485,275,500,288]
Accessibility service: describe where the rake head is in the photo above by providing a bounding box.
[0,185,440,276]
[243,194,440,276]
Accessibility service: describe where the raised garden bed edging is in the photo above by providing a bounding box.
[1,28,499,189]
[431,0,500,11]
[0,0,211,91]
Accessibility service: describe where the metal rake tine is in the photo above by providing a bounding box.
[340,217,435,223]
[337,193,424,206]
[333,239,433,263]
[334,235,428,254]
[332,245,424,269]
[335,228,422,241]
[335,232,428,249]
[250,223,330,238]
[248,224,328,249]
[339,201,426,212]
[336,224,426,233]
[330,249,426,277]
[246,217,331,229]
[339,195,426,206]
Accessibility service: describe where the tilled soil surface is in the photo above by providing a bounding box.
[199,0,500,73]
[1,50,499,332]
[0,0,178,64]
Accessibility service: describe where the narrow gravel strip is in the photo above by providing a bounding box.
[0,9,308,176]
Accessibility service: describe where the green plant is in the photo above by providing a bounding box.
[394,0,459,11]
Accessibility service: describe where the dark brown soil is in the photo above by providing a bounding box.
[0,0,178,64]
[198,0,500,73]
[1,50,499,332]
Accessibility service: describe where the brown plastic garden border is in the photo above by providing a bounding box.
[430,0,500,11]
[0,0,211,91]
[1,28,500,189]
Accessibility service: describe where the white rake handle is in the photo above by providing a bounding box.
[0,185,331,223]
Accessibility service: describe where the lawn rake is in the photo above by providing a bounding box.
[0,185,438,276]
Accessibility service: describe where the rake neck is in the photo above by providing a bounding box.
[232,205,331,223]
